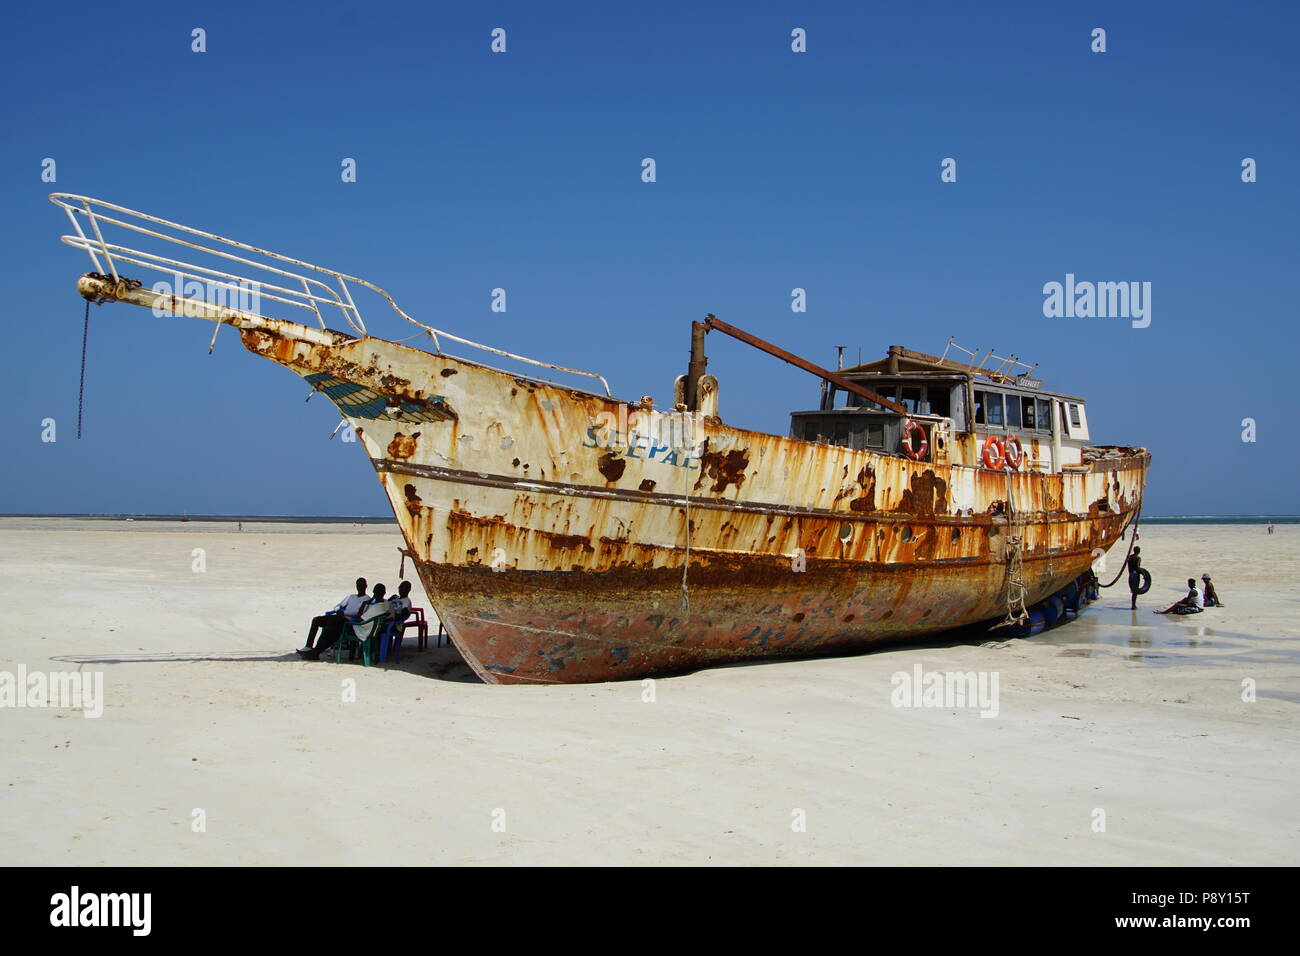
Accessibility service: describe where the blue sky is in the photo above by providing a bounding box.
[2,0,1296,516]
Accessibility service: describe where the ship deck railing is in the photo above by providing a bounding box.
[50,193,612,396]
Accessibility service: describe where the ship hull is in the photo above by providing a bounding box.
[238,323,1147,684]
[420,551,1113,684]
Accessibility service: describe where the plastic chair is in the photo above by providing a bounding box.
[335,614,387,666]
[402,608,430,651]
[379,613,410,664]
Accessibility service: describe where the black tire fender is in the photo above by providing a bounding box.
[1130,568,1152,595]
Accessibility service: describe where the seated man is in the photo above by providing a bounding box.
[381,580,415,652]
[300,577,368,653]
[1201,574,1225,607]
[1155,578,1204,615]
[387,580,414,624]
[301,583,387,660]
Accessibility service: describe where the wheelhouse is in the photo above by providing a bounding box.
[789,345,1091,473]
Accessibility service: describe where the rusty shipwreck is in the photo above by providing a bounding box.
[52,194,1149,684]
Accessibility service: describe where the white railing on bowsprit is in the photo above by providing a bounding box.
[50,193,611,395]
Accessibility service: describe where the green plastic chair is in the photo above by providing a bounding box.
[335,614,388,667]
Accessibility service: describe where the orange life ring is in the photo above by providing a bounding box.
[981,435,1005,470]
[901,419,929,460]
[1004,434,1024,470]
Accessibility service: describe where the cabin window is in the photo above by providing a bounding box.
[804,422,820,442]
[901,386,922,414]
[1036,399,1051,432]
[1005,394,1022,428]
[865,423,885,449]
[928,387,951,418]
[1021,397,1036,428]
[832,422,851,446]
[973,392,985,424]
[1069,403,1082,428]
[985,393,1004,427]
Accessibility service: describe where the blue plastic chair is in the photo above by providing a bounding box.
[380,613,412,664]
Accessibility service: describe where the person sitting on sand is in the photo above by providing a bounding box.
[1201,574,1225,607]
[300,577,369,653]
[1155,578,1204,615]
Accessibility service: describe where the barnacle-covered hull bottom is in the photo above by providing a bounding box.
[234,325,1145,685]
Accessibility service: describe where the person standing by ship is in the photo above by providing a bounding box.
[1126,546,1150,609]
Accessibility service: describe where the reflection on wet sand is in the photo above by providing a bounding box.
[1035,602,1299,668]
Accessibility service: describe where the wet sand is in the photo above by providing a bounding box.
[1,517,1296,865]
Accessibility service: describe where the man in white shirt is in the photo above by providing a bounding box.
[1156,578,1204,615]
[302,582,389,660]
[300,577,368,654]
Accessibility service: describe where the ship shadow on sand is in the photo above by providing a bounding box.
[51,643,483,683]
[47,618,1037,687]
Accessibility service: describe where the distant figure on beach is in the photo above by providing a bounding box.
[1155,578,1204,615]
[299,577,368,655]
[1267,521,1275,534]
[1201,574,1225,607]
[300,582,388,660]
[1126,546,1150,609]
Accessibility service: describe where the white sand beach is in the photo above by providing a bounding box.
[1,517,1297,865]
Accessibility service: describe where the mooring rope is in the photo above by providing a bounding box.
[681,462,691,616]
[995,466,1029,627]
[1098,501,1143,588]
[77,299,90,439]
